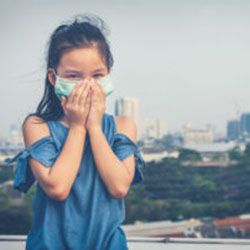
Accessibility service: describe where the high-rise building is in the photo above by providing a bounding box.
[240,113,250,136]
[115,97,139,127]
[227,119,240,141]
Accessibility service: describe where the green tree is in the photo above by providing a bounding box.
[178,148,202,162]
[229,147,242,161]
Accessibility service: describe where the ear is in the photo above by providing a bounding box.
[47,68,56,86]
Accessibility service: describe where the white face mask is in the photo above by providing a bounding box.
[54,73,114,101]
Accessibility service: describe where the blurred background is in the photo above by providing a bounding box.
[1,0,250,241]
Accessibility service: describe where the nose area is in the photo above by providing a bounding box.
[81,77,95,85]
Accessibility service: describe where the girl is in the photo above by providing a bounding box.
[5,15,145,250]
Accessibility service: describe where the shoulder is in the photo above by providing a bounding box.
[22,115,50,147]
[113,116,137,143]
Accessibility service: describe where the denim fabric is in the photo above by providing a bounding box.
[4,113,145,250]
[4,136,61,192]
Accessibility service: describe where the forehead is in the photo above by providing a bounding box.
[58,46,107,71]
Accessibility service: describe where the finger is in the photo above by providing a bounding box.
[79,82,91,107]
[72,84,88,105]
[68,83,81,104]
[90,85,99,103]
[72,82,90,105]
[84,90,92,109]
[83,91,91,115]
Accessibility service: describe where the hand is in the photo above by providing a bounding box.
[85,81,106,133]
[61,82,91,129]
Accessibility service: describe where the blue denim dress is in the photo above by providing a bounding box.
[4,113,145,250]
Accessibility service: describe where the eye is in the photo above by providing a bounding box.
[93,73,105,79]
[67,74,79,78]
[65,73,83,81]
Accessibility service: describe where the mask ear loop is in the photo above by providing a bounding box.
[51,69,58,87]
[52,69,57,77]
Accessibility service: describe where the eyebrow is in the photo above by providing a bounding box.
[63,68,106,74]
[93,68,107,73]
[64,70,82,74]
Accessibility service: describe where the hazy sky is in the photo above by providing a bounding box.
[1,0,250,138]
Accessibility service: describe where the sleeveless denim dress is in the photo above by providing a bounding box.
[4,113,145,250]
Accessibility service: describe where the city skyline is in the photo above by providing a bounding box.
[2,99,250,142]
[1,0,250,138]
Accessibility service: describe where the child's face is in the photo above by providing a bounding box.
[52,45,109,84]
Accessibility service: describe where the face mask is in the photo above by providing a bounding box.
[54,73,114,102]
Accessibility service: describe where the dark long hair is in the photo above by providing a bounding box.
[23,14,113,128]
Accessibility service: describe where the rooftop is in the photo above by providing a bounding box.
[1,236,250,250]
[183,142,235,153]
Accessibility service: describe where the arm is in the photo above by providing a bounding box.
[25,79,91,201]
[23,116,86,201]
[88,116,136,199]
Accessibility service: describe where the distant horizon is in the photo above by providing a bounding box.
[3,106,250,141]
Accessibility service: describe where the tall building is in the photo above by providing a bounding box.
[115,97,139,126]
[240,113,250,136]
[227,119,240,141]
